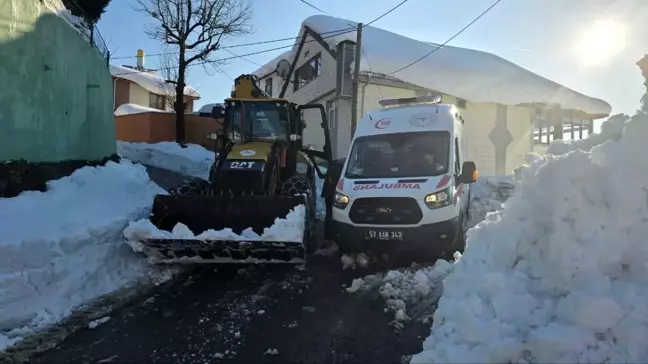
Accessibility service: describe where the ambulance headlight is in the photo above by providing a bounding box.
[333,192,349,209]
[424,188,452,209]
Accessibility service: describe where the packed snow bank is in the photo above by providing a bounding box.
[0,161,168,351]
[124,205,307,263]
[347,260,454,328]
[412,111,648,363]
[547,113,629,155]
[114,103,169,116]
[117,141,214,180]
[465,176,516,229]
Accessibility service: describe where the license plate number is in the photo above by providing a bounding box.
[365,230,403,240]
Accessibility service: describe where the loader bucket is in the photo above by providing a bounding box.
[139,194,309,264]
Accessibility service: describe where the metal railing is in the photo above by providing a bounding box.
[89,24,111,66]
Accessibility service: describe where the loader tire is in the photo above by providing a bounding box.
[281,176,316,254]
[169,178,211,196]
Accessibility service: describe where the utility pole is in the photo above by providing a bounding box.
[350,23,363,137]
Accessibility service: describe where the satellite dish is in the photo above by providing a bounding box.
[300,64,315,81]
[276,59,291,81]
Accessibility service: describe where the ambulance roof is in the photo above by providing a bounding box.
[355,103,458,138]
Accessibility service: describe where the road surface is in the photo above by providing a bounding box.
[28,167,434,364]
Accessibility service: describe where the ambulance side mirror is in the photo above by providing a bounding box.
[458,161,478,184]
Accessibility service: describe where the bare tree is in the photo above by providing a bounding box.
[137,0,253,144]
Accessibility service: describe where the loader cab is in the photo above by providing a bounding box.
[225,99,292,144]
[220,99,332,181]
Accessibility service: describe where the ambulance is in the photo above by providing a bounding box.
[331,95,478,257]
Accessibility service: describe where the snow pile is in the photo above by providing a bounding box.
[411,112,648,363]
[253,15,610,115]
[117,141,215,180]
[347,260,454,328]
[0,161,168,351]
[547,113,629,156]
[465,176,516,229]
[110,64,200,99]
[114,103,170,116]
[124,205,307,263]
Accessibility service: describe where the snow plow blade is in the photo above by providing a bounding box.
[140,194,308,264]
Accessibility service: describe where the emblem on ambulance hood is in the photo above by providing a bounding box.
[409,113,436,127]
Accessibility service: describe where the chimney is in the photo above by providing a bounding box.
[136,49,145,70]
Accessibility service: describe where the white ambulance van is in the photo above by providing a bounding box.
[331,95,478,257]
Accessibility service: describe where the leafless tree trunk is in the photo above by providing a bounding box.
[137,0,253,144]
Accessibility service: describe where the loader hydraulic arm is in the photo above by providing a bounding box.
[230,74,270,99]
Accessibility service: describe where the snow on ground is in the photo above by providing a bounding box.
[0,161,170,351]
[411,111,648,363]
[465,176,516,229]
[124,205,307,264]
[546,113,629,156]
[114,103,170,117]
[117,141,215,180]
[87,316,111,329]
[343,175,515,324]
[347,260,455,329]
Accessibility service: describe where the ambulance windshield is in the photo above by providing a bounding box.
[345,131,450,179]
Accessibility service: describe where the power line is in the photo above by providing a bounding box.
[364,0,410,26]
[110,27,353,60]
[299,0,328,15]
[389,0,502,74]
[110,28,353,76]
[111,0,412,77]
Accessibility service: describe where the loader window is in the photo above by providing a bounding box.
[345,131,450,179]
[229,102,290,142]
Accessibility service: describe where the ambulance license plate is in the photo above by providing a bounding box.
[365,230,403,240]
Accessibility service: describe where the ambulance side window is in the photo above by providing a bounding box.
[454,137,461,175]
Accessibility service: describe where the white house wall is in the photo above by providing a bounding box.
[282,34,337,105]
[129,82,149,108]
[459,101,498,176]
[505,105,534,173]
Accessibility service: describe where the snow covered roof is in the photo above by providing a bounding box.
[252,50,294,79]
[253,15,611,116]
[197,103,225,114]
[114,103,171,116]
[110,64,201,99]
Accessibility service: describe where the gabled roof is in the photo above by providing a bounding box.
[253,15,610,116]
[110,64,200,99]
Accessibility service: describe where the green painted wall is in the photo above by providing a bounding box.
[0,0,115,162]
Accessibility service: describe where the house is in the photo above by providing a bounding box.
[111,49,201,113]
[251,15,612,176]
[1,0,116,197]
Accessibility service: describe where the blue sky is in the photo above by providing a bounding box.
[99,0,647,118]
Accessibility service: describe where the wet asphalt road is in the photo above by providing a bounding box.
[31,253,430,364]
[28,166,432,364]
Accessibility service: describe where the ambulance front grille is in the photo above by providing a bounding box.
[349,197,422,225]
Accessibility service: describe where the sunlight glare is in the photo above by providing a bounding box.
[572,19,627,68]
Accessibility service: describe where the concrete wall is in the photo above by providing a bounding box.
[0,0,116,162]
[115,113,222,151]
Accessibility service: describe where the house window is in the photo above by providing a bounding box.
[149,93,166,110]
[264,77,273,96]
[326,99,337,130]
[294,53,322,91]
